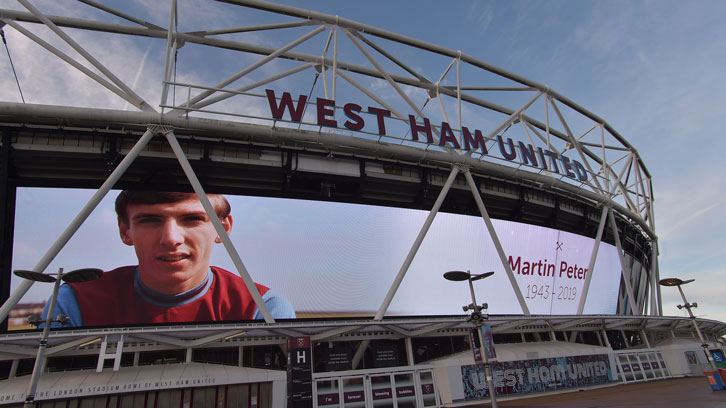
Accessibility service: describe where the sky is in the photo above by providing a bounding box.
[1,0,725,322]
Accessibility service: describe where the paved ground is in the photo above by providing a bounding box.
[461,376,726,408]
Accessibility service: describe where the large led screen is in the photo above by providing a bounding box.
[7,188,621,329]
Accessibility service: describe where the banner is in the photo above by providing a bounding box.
[461,354,615,399]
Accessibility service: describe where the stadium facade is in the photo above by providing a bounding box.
[0,1,724,407]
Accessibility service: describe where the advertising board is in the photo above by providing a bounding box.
[7,187,621,329]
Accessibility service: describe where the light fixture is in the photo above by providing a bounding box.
[444,270,498,408]
[13,267,103,408]
[659,277,716,371]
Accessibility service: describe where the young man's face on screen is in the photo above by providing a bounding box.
[118,198,232,294]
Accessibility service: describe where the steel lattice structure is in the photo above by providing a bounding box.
[0,0,660,324]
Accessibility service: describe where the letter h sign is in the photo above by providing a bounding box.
[96,335,124,372]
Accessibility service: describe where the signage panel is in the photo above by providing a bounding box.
[8,188,621,330]
[287,337,313,408]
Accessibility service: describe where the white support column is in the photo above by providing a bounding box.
[640,329,651,348]
[0,128,156,322]
[607,209,640,315]
[373,166,460,320]
[651,241,662,316]
[163,129,274,323]
[332,22,338,100]
[160,0,178,107]
[405,337,415,367]
[576,206,609,314]
[351,166,460,369]
[463,169,530,314]
[186,348,192,363]
[601,330,611,349]
[9,359,18,378]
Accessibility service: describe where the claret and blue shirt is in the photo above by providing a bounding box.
[42,266,295,327]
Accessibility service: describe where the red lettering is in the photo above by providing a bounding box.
[497,135,517,160]
[316,97,337,127]
[265,89,307,122]
[561,156,576,178]
[463,126,488,153]
[368,107,391,134]
[439,122,461,149]
[343,103,364,131]
[509,255,522,274]
[410,115,433,143]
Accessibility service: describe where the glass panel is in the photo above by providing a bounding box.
[370,375,394,408]
[419,371,437,407]
[394,373,416,408]
[643,353,656,379]
[618,355,633,382]
[342,377,365,408]
[628,355,644,380]
[316,379,341,407]
[647,353,663,378]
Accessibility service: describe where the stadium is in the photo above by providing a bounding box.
[0,1,724,407]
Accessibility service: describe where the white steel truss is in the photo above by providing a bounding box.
[0,0,660,323]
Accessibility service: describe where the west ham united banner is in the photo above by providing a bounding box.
[460,354,615,400]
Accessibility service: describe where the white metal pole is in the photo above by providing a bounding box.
[23,268,63,408]
[476,313,498,408]
[652,242,662,316]
[374,165,460,320]
[351,166,459,369]
[607,209,639,315]
[163,130,274,323]
[463,169,530,315]
[677,285,717,370]
[576,206,609,314]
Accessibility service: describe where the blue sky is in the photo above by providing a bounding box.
[2,0,725,322]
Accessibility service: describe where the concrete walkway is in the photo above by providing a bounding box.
[463,376,726,408]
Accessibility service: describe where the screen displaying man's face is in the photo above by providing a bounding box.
[118,197,232,295]
[8,187,623,330]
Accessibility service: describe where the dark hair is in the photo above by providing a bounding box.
[115,191,231,225]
